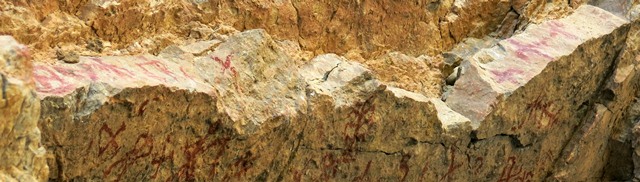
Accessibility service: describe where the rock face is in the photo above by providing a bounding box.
[0,0,597,61]
[35,29,452,181]
[447,5,631,126]
[0,36,48,181]
[445,5,640,181]
[2,1,640,182]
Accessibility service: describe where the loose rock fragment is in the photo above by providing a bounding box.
[86,39,103,53]
[55,49,80,64]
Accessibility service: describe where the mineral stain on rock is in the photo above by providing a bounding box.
[1,0,640,181]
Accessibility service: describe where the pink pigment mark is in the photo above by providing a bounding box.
[588,8,618,28]
[508,39,554,61]
[212,55,238,77]
[546,150,553,159]
[548,21,578,40]
[87,58,134,78]
[54,66,98,81]
[53,66,80,79]
[419,160,430,181]
[33,65,76,94]
[353,160,372,181]
[79,64,102,81]
[399,154,411,182]
[136,59,177,82]
[490,68,524,84]
[180,67,196,81]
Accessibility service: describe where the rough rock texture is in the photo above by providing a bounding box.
[446,4,640,181]
[30,5,640,181]
[35,29,457,181]
[447,5,631,125]
[0,36,48,181]
[358,53,444,98]
[0,0,597,61]
[2,1,640,181]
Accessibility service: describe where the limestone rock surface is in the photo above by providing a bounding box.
[0,0,590,61]
[2,1,640,182]
[0,36,48,181]
[35,29,462,181]
[446,4,640,181]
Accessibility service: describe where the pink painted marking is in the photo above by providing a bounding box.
[508,39,553,61]
[180,67,196,81]
[136,58,178,82]
[33,65,76,94]
[54,66,98,81]
[79,65,100,81]
[87,58,134,78]
[491,68,525,84]
[548,22,578,40]
[212,55,238,77]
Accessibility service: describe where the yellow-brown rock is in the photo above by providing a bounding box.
[2,0,640,181]
[0,36,48,181]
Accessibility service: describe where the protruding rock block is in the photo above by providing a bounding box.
[0,36,48,181]
[290,54,473,181]
[35,26,483,180]
[37,30,307,181]
[447,5,630,131]
[446,5,640,181]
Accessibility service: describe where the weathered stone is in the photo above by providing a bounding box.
[447,5,630,126]
[0,0,536,61]
[445,66,462,86]
[447,5,640,181]
[442,36,500,76]
[86,39,104,53]
[359,52,444,98]
[55,49,80,64]
[37,29,304,181]
[0,36,48,181]
[603,22,640,181]
[35,29,470,181]
[1,1,639,181]
[633,98,640,180]
[590,0,639,18]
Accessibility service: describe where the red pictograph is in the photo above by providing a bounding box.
[212,55,238,77]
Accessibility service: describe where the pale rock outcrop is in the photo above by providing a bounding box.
[36,28,469,181]
[447,4,640,181]
[0,36,48,181]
